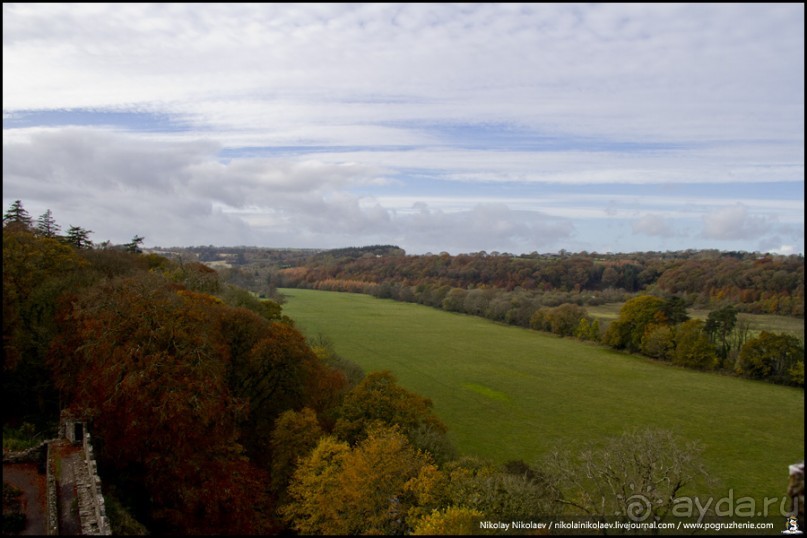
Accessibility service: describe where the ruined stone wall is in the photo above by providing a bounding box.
[77,432,112,535]
[45,442,59,535]
[2,441,49,464]
[3,440,59,535]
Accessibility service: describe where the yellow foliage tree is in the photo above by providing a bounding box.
[281,425,433,534]
[269,407,324,493]
[411,506,484,535]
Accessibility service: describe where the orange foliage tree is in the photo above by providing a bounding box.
[47,271,322,533]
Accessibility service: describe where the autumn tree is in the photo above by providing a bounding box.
[269,408,324,494]
[278,435,350,534]
[604,295,666,353]
[641,323,675,360]
[3,226,88,424]
[333,370,452,461]
[788,360,804,386]
[529,307,552,332]
[47,272,277,533]
[530,304,592,337]
[442,288,468,312]
[574,317,601,341]
[307,333,365,388]
[212,296,343,468]
[550,304,590,337]
[411,506,484,535]
[219,284,285,321]
[167,260,220,293]
[222,310,329,468]
[78,247,152,279]
[281,425,433,535]
[404,456,560,529]
[672,319,719,370]
[735,331,804,385]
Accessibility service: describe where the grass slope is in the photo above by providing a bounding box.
[281,289,804,504]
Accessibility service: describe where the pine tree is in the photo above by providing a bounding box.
[35,209,61,238]
[124,235,145,253]
[65,225,93,249]
[3,200,33,230]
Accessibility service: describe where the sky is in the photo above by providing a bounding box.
[3,3,804,255]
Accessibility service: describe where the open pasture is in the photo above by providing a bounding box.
[587,303,804,337]
[281,289,804,504]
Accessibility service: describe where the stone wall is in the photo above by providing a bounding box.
[4,413,110,535]
[2,441,49,464]
[45,442,59,535]
[78,432,111,535]
[3,440,59,535]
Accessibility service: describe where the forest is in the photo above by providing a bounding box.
[271,245,804,316]
[2,200,803,534]
[210,243,804,386]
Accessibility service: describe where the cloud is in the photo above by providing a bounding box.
[2,127,389,245]
[765,243,796,256]
[4,4,802,143]
[3,126,575,252]
[701,203,774,241]
[393,202,575,253]
[2,4,803,254]
[631,214,678,238]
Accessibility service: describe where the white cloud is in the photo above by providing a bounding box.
[701,203,775,241]
[389,202,575,254]
[632,214,678,238]
[2,4,803,254]
[767,243,796,256]
[4,4,802,142]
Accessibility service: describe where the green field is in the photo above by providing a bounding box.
[587,303,805,337]
[280,289,804,505]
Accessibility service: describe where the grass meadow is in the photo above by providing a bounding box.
[280,289,804,507]
[587,303,805,338]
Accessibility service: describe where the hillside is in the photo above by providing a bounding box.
[281,288,805,506]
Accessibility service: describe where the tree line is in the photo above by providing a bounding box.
[269,247,803,387]
[271,245,803,317]
[603,297,803,385]
[4,201,719,534]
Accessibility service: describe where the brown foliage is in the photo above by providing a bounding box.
[47,271,323,533]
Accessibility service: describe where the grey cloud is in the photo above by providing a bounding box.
[289,194,394,237]
[395,203,574,253]
[239,200,575,254]
[2,127,390,246]
[701,204,774,241]
[3,128,218,196]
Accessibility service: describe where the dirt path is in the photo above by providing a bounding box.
[52,440,83,535]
